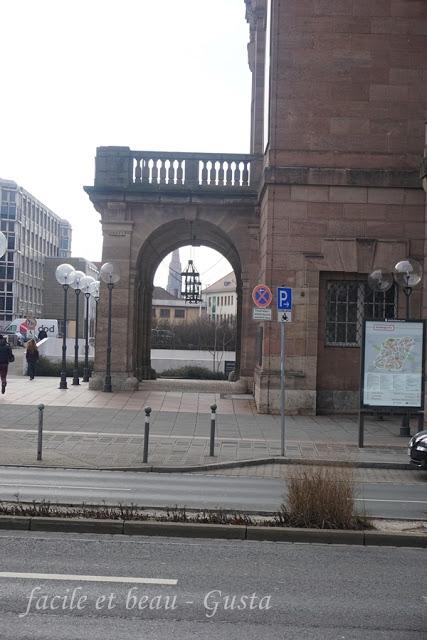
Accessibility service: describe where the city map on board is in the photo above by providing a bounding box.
[363,322,424,408]
[373,336,415,372]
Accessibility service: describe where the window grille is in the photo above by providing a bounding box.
[326,280,397,347]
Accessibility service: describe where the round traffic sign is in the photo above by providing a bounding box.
[252,284,272,308]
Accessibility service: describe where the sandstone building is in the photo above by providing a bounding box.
[86,0,427,414]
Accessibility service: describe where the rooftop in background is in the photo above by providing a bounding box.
[153,286,177,301]
[203,272,236,294]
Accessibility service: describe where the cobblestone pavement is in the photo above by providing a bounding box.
[0,377,419,470]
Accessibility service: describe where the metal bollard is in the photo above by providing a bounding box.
[209,403,217,457]
[143,407,151,463]
[37,404,45,461]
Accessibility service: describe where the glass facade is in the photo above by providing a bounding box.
[0,179,72,325]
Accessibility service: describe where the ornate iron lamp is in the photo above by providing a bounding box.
[181,259,202,304]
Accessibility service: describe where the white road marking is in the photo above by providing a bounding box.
[355,498,427,505]
[0,483,131,492]
[0,572,177,585]
[0,427,274,443]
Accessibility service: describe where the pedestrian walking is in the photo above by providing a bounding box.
[0,334,14,394]
[26,339,39,380]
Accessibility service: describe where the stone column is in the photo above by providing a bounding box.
[89,212,137,391]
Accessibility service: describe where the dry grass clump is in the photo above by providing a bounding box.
[274,466,371,530]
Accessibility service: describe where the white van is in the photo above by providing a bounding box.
[3,318,59,344]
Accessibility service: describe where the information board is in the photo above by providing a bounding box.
[361,320,425,410]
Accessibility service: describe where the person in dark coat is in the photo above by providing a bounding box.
[26,339,39,380]
[0,334,13,394]
[37,328,48,341]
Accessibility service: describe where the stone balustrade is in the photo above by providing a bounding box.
[94,147,259,190]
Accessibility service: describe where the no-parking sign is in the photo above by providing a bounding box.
[252,284,272,308]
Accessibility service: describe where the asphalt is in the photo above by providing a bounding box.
[0,376,418,471]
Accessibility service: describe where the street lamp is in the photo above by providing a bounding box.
[394,259,423,321]
[79,275,96,382]
[89,280,100,333]
[70,270,86,386]
[99,262,120,392]
[55,264,76,389]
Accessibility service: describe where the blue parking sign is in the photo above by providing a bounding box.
[277,287,292,310]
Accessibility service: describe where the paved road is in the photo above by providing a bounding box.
[0,466,426,519]
[0,529,424,639]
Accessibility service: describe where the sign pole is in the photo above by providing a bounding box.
[280,320,285,456]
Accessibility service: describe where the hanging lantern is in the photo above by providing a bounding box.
[181,259,202,303]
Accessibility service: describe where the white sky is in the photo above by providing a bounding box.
[0,0,251,289]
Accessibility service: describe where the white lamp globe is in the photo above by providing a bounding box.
[79,275,95,294]
[100,262,120,284]
[89,281,100,300]
[394,259,423,288]
[55,264,76,286]
[70,270,87,290]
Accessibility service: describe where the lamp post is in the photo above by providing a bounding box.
[368,259,423,437]
[394,259,423,437]
[100,262,120,393]
[55,264,76,389]
[79,276,96,382]
[394,259,423,321]
[70,270,86,386]
[89,280,100,333]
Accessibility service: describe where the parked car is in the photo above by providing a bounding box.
[408,430,427,469]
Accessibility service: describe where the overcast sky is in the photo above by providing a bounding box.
[0,0,251,288]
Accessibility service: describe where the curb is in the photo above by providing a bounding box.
[0,516,425,548]
[0,456,413,473]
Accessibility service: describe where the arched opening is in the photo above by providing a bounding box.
[133,219,243,381]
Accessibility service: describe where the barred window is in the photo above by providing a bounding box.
[326,281,397,347]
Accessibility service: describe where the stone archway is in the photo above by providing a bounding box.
[134,219,244,380]
[85,148,259,392]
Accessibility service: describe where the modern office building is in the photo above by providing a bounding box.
[0,178,72,328]
[59,220,72,258]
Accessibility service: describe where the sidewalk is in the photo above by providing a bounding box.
[0,376,416,470]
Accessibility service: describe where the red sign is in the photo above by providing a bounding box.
[252,284,272,308]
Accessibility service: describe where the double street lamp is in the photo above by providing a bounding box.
[368,259,423,322]
[55,264,76,390]
[99,262,120,393]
